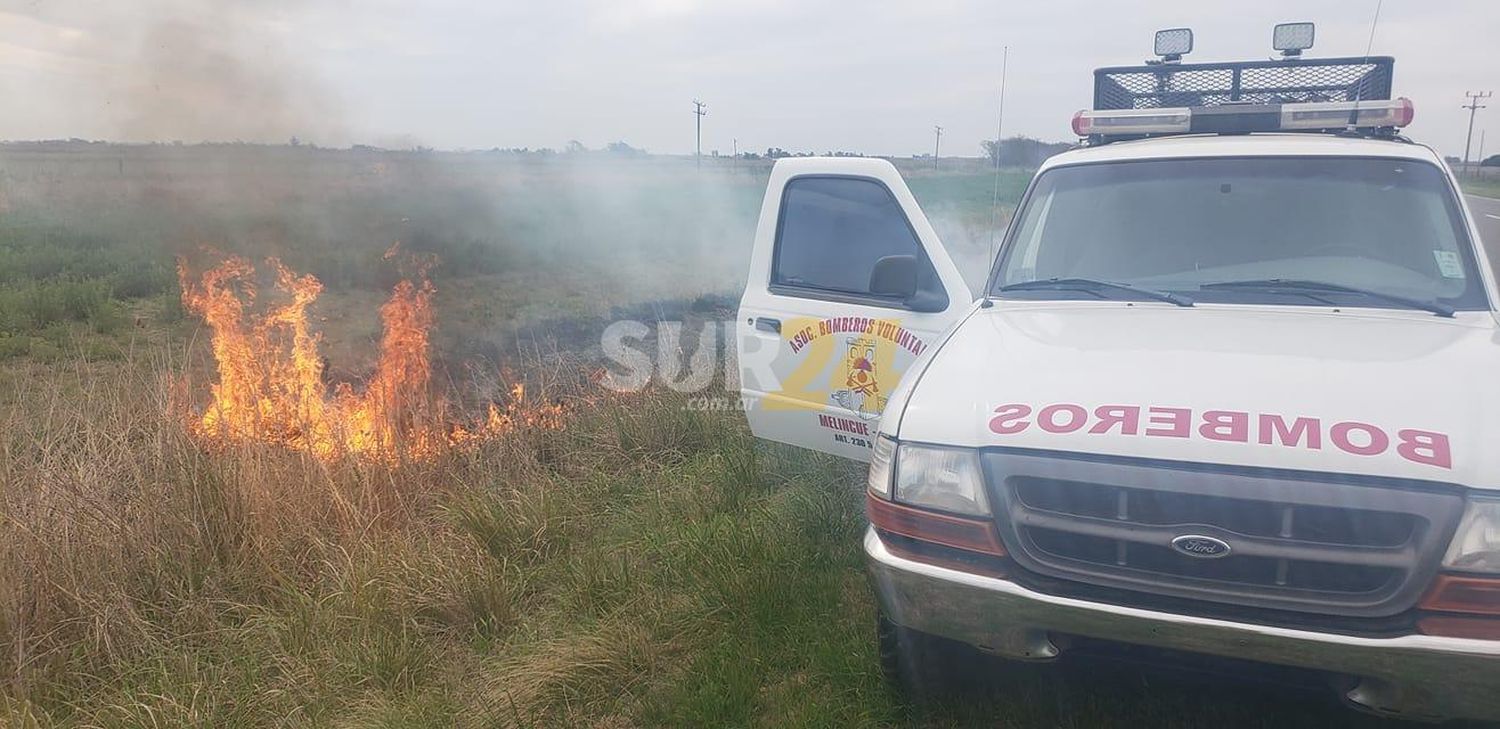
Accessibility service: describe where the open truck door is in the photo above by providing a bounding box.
[737,158,973,461]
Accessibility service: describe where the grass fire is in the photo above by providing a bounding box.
[3,140,1435,727]
[176,248,562,462]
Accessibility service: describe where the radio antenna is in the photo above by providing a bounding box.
[1362,0,1384,58]
[1349,0,1384,129]
[987,45,1010,270]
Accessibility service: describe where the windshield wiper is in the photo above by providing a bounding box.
[998,277,1194,307]
[1200,279,1455,318]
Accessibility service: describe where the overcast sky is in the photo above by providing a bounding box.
[1,0,1496,159]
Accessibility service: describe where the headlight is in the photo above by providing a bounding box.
[894,443,989,516]
[867,435,895,499]
[1444,498,1500,574]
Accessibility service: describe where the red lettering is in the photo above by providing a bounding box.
[989,404,1032,435]
[1145,407,1191,438]
[1258,414,1322,449]
[1396,429,1451,469]
[1199,410,1249,442]
[1038,404,1087,434]
[1331,421,1389,456]
[1089,405,1141,435]
[984,405,1452,469]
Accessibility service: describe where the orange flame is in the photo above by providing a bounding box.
[177,253,561,461]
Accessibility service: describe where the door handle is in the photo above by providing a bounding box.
[755,317,781,334]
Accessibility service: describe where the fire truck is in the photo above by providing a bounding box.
[736,24,1500,721]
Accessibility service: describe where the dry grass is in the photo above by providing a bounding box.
[0,343,881,727]
[0,351,1396,728]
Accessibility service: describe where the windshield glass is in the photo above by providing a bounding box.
[991,156,1487,311]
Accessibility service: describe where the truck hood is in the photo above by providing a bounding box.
[897,302,1500,491]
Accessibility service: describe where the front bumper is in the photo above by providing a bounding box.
[865,527,1500,722]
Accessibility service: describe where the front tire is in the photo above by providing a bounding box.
[878,611,975,701]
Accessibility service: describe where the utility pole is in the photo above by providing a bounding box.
[693,99,708,168]
[1462,91,1491,176]
[933,125,943,168]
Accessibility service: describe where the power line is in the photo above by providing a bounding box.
[692,99,708,168]
[1462,91,1491,175]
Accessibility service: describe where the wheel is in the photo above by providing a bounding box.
[878,611,975,701]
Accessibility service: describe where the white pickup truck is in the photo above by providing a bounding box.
[735,52,1500,722]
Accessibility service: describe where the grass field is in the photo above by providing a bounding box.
[1462,176,1500,199]
[0,144,1420,727]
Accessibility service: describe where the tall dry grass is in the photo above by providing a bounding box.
[0,341,870,727]
[0,346,592,723]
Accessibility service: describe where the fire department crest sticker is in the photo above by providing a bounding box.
[829,337,886,419]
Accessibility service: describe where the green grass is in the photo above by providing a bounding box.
[1461,177,1500,199]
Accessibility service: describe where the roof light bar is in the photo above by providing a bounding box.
[1279,98,1414,130]
[1072,107,1192,137]
[1072,98,1415,140]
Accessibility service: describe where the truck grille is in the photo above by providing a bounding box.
[982,451,1465,618]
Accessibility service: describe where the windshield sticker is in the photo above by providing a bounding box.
[1433,250,1465,279]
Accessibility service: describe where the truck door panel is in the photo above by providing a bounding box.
[736,158,972,461]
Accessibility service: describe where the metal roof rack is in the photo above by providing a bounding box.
[1073,55,1410,146]
[1093,56,1395,111]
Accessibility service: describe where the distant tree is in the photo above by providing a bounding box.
[565,140,588,154]
[605,141,645,156]
[1482,154,1500,167]
[1444,155,1464,166]
[289,136,301,147]
[981,136,1072,168]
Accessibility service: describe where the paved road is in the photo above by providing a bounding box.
[1470,194,1500,279]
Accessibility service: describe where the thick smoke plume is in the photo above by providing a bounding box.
[118,11,343,144]
[9,0,343,144]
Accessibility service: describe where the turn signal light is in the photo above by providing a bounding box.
[1419,574,1500,616]
[1418,616,1500,641]
[866,493,1006,556]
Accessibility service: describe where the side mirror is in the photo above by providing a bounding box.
[869,255,918,300]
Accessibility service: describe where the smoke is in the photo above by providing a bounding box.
[5,0,343,144]
[117,10,343,144]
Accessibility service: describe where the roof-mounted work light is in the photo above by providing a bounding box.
[1273,22,1315,58]
[1153,28,1193,63]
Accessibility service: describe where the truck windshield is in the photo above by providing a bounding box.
[990,156,1487,312]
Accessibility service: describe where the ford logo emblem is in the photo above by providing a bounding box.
[1171,534,1232,559]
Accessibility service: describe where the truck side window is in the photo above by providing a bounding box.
[772,177,938,300]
